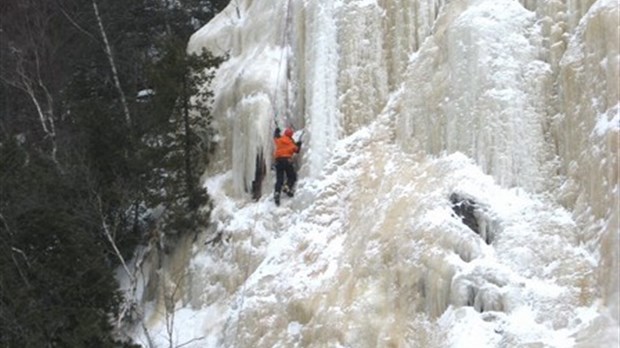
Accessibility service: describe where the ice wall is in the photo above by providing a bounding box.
[188,1,292,195]
[392,0,618,322]
[131,0,619,346]
[395,0,554,191]
[188,0,452,190]
[554,0,619,323]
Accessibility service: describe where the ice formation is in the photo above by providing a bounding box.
[126,0,619,347]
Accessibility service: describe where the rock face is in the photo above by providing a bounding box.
[450,193,495,245]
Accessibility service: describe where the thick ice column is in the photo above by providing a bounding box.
[395,0,553,192]
[555,0,619,321]
[302,1,342,178]
[231,94,274,195]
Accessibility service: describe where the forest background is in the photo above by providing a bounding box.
[0,0,229,346]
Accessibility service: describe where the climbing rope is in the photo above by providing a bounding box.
[227,3,294,346]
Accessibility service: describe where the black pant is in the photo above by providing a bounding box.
[274,158,296,194]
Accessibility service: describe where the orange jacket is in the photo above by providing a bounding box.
[274,136,299,159]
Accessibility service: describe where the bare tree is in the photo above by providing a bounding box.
[96,195,155,348]
[161,271,206,348]
[91,0,132,128]
[0,2,59,167]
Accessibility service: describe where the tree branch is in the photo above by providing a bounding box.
[56,2,99,42]
[176,336,207,348]
[2,46,60,168]
[0,215,32,288]
[15,58,50,136]
[97,195,133,281]
[96,195,155,347]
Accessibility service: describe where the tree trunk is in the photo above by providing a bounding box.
[92,0,132,128]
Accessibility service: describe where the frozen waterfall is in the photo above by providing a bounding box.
[126,0,619,347]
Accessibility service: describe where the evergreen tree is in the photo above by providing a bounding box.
[0,137,132,347]
[142,38,224,250]
[1,0,228,345]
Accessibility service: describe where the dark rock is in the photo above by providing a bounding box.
[251,150,266,201]
[450,193,480,235]
[450,193,495,244]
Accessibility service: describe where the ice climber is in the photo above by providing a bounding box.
[273,127,302,206]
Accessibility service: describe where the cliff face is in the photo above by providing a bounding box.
[129,1,619,346]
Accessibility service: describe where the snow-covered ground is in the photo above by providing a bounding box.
[126,0,619,346]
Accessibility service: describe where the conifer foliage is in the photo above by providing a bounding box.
[0,0,228,345]
[144,39,225,251]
